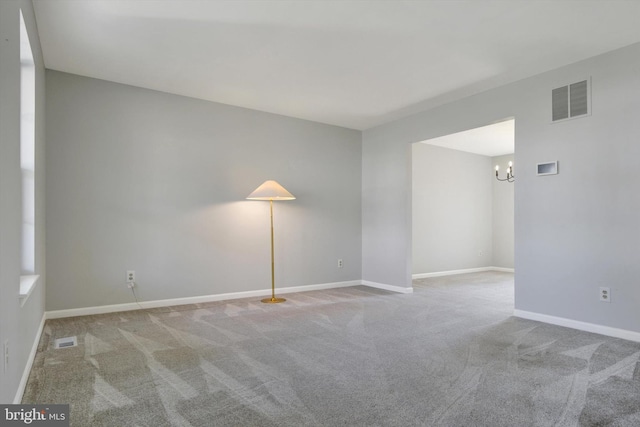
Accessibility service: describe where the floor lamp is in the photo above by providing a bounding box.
[247,180,296,303]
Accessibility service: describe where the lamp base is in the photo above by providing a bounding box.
[261,297,286,304]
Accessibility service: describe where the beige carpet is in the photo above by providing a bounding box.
[23,272,640,426]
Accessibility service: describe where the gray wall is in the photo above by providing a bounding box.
[412,144,493,274]
[45,71,362,311]
[0,0,46,403]
[492,153,514,269]
[363,42,640,332]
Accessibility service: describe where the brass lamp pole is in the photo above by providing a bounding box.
[246,180,295,303]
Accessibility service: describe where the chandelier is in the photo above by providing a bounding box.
[495,161,514,182]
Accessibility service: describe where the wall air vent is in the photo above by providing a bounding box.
[551,78,590,122]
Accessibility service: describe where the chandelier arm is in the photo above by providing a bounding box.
[495,163,515,182]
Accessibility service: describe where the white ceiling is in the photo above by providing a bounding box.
[421,119,514,157]
[33,0,640,130]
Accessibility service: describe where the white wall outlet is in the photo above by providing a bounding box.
[599,287,611,302]
[4,340,9,372]
[126,270,135,283]
[338,259,343,268]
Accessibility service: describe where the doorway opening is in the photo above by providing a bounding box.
[411,118,514,282]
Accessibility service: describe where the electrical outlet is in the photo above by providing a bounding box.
[599,287,611,302]
[126,270,135,283]
[127,282,135,289]
[4,340,9,373]
[338,259,343,268]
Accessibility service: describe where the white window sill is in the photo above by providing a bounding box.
[19,275,39,307]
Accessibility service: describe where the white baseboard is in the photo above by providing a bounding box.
[46,280,362,320]
[514,309,640,343]
[14,313,46,404]
[361,280,413,294]
[491,267,515,273]
[282,280,362,294]
[412,266,514,279]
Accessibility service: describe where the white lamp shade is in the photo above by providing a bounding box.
[246,180,295,200]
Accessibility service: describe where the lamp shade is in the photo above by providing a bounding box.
[246,180,295,200]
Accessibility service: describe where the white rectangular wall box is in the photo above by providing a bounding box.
[537,161,558,176]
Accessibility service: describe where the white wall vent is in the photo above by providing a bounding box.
[54,336,78,349]
[551,78,590,122]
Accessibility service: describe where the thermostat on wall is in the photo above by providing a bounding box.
[537,161,558,176]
